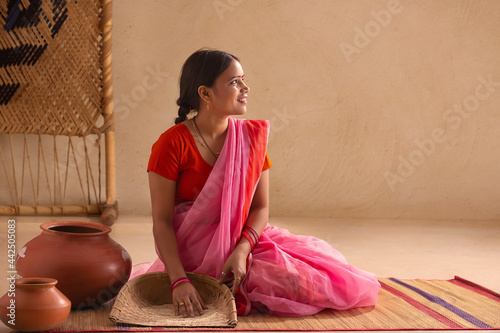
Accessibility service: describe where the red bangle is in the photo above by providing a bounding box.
[241,226,260,251]
[245,226,259,243]
[241,231,256,250]
[170,277,191,293]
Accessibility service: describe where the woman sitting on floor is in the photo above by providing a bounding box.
[131,49,381,317]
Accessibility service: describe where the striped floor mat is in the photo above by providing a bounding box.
[50,276,500,331]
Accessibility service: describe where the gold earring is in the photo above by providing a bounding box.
[207,103,210,111]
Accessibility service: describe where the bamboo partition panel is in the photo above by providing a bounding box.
[0,0,117,225]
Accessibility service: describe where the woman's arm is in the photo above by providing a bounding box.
[148,171,206,317]
[219,169,270,294]
[238,168,270,254]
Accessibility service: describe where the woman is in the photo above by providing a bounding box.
[132,49,380,318]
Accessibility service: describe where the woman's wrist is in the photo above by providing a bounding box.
[170,276,192,293]
[166,264,189,283]
[240,225,259,252]
[235,238,252,257]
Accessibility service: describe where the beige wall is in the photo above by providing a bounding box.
[112,0,500,220]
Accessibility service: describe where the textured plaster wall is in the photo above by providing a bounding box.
[113,0,500,220]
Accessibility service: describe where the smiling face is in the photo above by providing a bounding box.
[207,60,250,117]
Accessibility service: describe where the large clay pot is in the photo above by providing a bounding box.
[16,221,132,308]
[0,277,71,332]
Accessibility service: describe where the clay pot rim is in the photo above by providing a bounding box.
[40,221,111,237]
[16,277,58,288]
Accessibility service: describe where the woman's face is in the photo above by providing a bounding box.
[208,60,250,116]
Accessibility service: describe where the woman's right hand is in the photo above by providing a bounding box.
[172,282,207,317]
[149,173,206,316]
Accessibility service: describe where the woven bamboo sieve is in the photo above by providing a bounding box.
[0,0,117,224]
[109,272,238,328]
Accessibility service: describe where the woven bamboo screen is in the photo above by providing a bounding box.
[0,0,117,225]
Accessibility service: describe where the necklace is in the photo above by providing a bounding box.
[192,117,220,158]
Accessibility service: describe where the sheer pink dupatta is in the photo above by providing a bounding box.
[131,117,270,279]
[131,116,380,317]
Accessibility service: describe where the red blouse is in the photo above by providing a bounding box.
[147,123,271,205]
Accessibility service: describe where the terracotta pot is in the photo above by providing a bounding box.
[16,221,132,308]
[0,277,71,332]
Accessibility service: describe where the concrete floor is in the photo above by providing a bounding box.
[1,215,499,332]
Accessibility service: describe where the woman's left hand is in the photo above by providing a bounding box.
[218,247,248,295]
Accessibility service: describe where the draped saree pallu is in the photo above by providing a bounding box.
[132,117,381,316]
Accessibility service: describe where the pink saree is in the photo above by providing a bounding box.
[132,117,380,316]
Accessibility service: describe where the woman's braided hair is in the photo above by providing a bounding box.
[175,49,239,124]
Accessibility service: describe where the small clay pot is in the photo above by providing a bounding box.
[16,221,132,308]
[0,277,71,332]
